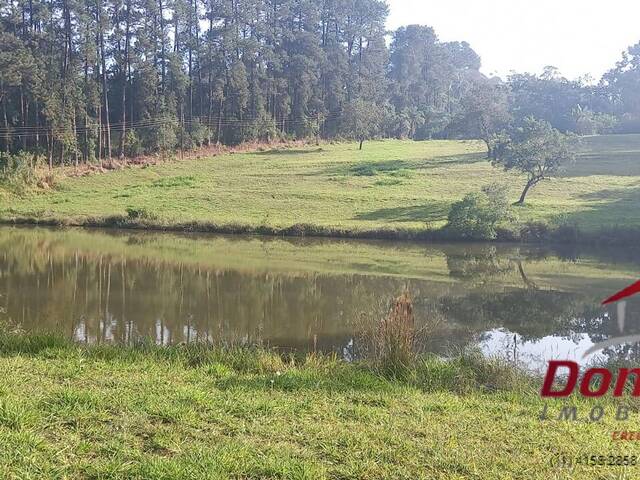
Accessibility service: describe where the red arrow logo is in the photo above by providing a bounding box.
[603,280,640,305]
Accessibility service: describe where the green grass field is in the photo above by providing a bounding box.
[0,334,637,480]
[2,134,640,238]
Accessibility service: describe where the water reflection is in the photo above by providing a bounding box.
[478,329,606,372]
[0,226,639,369]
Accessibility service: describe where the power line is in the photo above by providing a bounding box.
[0,113,344,138]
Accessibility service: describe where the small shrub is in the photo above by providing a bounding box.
[0,151,40,192]
[519,221,550,242]
[188,119,211,147]
[140,119,178,156]
[495,226,520,242]
[124,130,144,157]
[125,206,157,220]
[446,184,511,240]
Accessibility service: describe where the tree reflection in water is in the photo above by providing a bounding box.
[0,227,638,369]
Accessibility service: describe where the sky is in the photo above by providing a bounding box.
[386,0,640,82]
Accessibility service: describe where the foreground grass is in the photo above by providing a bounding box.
[2,135,640,242]
[1,334,639,479]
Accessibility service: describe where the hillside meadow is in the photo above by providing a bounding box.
[2,134,640,241]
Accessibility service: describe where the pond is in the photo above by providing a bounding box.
[1,226,639,370]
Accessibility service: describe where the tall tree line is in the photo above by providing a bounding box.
[0,0,393,164]
[1,0,639,165]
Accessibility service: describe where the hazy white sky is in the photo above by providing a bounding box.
[387,0,640,81]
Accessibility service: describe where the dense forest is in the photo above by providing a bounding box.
[0,0,639,166]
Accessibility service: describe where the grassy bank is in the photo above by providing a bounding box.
[0,333,638,479]
[2,135,640,244]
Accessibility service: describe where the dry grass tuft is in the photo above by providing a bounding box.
[355,291,422,377]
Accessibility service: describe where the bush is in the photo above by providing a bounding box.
[140,119,178,155]
[175,122,211,151]
[125,206,157,220]
[519,221,550,242]
[0,151,39,192]
[446,184,511,240]
[188,119,211,147]
[124,130,144,157]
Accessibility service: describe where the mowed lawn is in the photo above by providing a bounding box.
[2,134,640,233]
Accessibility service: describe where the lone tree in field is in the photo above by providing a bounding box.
[493,118,575,205]
[343,100,382,150]
[458,80,511,159]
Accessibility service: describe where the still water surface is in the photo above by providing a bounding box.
[1,226,639,369]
